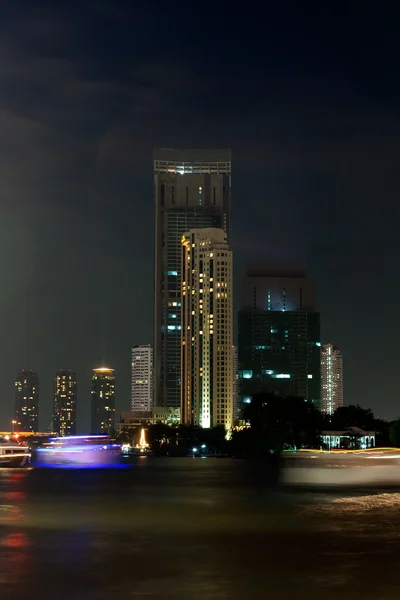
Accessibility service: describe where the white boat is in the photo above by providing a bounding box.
[0,438,31,467]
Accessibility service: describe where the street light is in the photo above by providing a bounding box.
[11,420,17,433]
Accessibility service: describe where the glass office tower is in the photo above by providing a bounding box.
[154,148,231,408]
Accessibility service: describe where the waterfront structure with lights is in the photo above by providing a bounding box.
[131,345,153,411]
[91,368,116,434]
[14,369,39,432]
[181,228,233,429]
[321,344,343,414]
[238,266,321,413]
[154,148,231,409]
[53,370,77,436]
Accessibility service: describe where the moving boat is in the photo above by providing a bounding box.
[0,437,31,467]
[35,435,123,468]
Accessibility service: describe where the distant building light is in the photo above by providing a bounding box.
[272,373,291,379]
[307,374,313,379]
[168,270,178,276]
[241,370,253,379]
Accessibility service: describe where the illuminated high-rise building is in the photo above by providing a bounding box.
[154,148,231,408]
[131,345,153,411]
[238,265,321,413]
[181,228,233,429]
[232,345,239,423]
[91,368,116,434]
[53,370,77,436]
[14,369,39,432]
[321,344,343,414]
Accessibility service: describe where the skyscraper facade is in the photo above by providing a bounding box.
[154,148,231,409]
[232,345,239,423]
[321,344,343,414]
[181,228,233,429]
[131,345,153,411]
[53,370,77,436]
[238,266,321,414]
[14,369,39,432]
[91,368,116,434]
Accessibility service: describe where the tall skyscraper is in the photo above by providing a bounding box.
[321,344,343,414]
[131,345,153,411]
[14,369,39,432]
[91,368,116,434]
[154,148,231,409]
[181,228,233,429]
[53,370,77,436]
[238,265,321,414]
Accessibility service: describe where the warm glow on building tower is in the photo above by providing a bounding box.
[321,344,343,415]
[181,228,233,429]
[91,368,116,434]
[53,370,77,436]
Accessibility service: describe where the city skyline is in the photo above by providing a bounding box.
[1,3,399,429]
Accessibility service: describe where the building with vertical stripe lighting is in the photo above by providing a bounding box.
[321,344,343,414]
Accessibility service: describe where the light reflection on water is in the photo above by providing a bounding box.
[1,462,400,599]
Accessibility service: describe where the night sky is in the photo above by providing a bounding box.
[1,1,399,430]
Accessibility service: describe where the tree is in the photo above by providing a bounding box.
[328,405,375,431]
[389,419,400,447]
[147,423,172,453]
[115,427,133,444]
[239,393,323,456]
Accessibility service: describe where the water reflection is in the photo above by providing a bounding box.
[0,462,400,598]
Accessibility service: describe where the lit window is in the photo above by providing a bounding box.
[241,370,253,379]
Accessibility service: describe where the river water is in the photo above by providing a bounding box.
[1,458,399,599]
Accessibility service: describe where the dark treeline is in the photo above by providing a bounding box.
[117,392,399,456]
